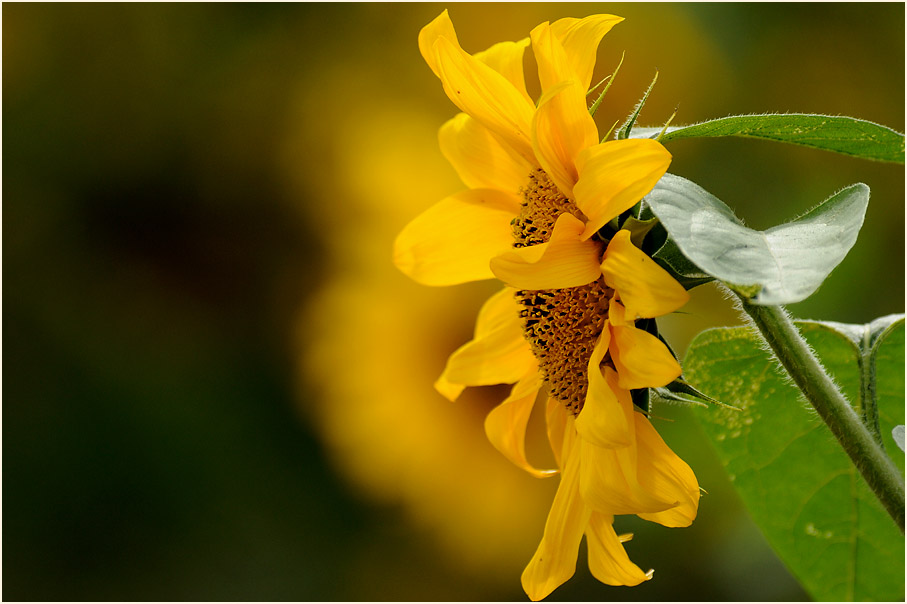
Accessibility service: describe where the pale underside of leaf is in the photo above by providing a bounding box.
[644,173,869,305]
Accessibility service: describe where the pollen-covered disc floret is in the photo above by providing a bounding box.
[512,169,587,248]
[513,169,613,415]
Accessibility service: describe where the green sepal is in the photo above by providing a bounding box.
[588,51,624,118]
[651,377,737,410]
[619,215,659,249]
[631,387,650,414]
[616,71,658,141]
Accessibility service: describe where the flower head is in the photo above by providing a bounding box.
[394,11,699,600]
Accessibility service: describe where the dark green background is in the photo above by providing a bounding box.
[4,3,903,600]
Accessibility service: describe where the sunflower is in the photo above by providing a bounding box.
[394,11,700,601]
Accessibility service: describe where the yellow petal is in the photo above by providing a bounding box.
[529,21,572,93]
[573,139,672,240]
[475,38,533,104]
[634,413,700,528]
[435,291,535,397]
[578,368,680,515]
[393,188,519,286]
[549,15,624,91]
[605,295,632,327]
[531,80,599,199]
[579,440,677,516]
[485,370,556,478]
[439,113,532,193]
[418,10,459,78]
[434,372,466,402]
[574,329,632,448]
[601,230,689,319]
[586,512,650,586]
[521,422,590,601]
[546,397,569,469]
[435,287,521,401]
[433,36,536,163]
[473,286,521,338]
[490,213,602,290]
[608,300,681,389]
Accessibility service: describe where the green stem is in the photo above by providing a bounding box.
[735,295,905,532]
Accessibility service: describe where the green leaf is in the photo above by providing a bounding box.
[869,317,905,460]
[814,314,904,351]
[685,321,905,601]
[643,174,869,305]
[629,114,905,163]
[815,315,905,444]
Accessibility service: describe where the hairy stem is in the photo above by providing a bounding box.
[736,295,905,532]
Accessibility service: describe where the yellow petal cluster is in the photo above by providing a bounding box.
[394,11,699,600]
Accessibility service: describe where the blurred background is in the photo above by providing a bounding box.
[3,3,903,601]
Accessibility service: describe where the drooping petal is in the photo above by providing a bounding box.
[393,188,519,286]
[601,230,689,319]
[579,441,678,516]
[490,213,602,290]
[433,36,536,162]
[549,14,624,91]
[574,329,632,448]
[435,293,535,398]
[475,38,533,104]
[521,421,590,601]
[634,413,700,528]
[485,370,556,478]
[546,397,569,469]
[573,139,672,240]
[585,512,651,586]
[418,10,459,78]
[608,300,681,390]
[531,80,599,199]
[439,113,533,194]
[579,368,680,515]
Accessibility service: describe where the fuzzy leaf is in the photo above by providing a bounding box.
[629,114,905,163]
[685,321,905,601]
[815,315,905,445]
[648,227,714,290]
[644,174,869,305]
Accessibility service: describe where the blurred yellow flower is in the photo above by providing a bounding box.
[290,58,555,591]
[394,11,700,600]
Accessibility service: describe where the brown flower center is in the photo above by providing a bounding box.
[512,169,613,415]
